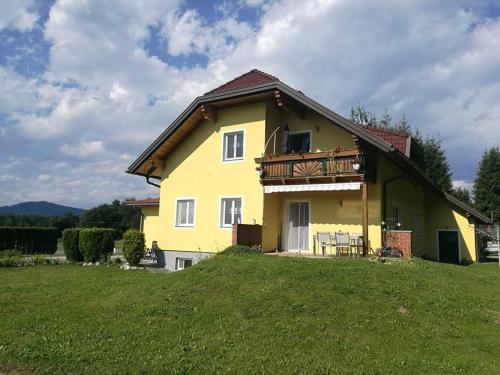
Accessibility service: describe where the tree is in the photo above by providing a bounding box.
[473,147,500,223]
[395,114,412,136]
[420,136,453,193]
[350,102,370,125]
[379,109,392,129]
[350,103,454,193]
[78,199,140,236]
[451,187,472,205]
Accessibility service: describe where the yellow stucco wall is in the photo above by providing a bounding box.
[425,192,477,262]
[141,205,160,248]
[157,102,267,252]
[264,103,355,154]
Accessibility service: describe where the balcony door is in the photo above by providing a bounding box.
[286,201,310,252]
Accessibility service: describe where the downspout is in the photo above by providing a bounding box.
[146,175,161,188]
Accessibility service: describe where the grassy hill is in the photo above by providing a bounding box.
[0,201,86,216]
[0,255,499,374]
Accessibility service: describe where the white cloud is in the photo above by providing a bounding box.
[453,180,474,191]
[0,0,38,31]
[162,9,253,57]
[60,141,106,159]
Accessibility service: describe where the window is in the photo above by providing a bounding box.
[392,202,403,229]
[223,131,244,161]
[288,131,311,154]
[220,197,242,228]
[175,199,195,227]
[176,258,193,270]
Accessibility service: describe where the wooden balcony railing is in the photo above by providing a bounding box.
[255,149,364,184]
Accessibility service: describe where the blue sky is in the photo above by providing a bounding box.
[0,0,499,208]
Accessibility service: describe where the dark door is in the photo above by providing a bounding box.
[438,231,459,263]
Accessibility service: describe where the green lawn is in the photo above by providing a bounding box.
[0,255,499,374]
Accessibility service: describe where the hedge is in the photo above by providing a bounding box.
[79,228,115,263]
[0,227,58,254]
[62,228,83,262]
[122,229,145,266]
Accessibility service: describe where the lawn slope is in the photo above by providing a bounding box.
[0,256,499,374]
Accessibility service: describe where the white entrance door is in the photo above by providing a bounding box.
[287,201,309,252]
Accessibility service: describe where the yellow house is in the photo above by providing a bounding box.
[127,69,490,270]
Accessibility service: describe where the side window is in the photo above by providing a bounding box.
[176,258,193,270]
[223,131,244,161]
[392,202,403,229]
[175,199,195,227]
[220,197,242,228]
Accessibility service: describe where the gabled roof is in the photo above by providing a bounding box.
[127,69,490,224]
[205,69,279,95]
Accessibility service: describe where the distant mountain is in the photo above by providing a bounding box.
[0,201,86,216]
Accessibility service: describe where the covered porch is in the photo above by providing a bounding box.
[260,182,381,256]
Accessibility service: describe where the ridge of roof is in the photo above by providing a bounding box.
[204,69,279,95]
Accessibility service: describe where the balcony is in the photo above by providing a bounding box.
[255,149,364,185]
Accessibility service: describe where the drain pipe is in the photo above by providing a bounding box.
[146,175,161,188]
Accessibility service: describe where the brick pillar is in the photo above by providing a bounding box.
[384,230,412,258]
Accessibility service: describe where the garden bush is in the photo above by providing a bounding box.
[0,227,58,254]
[62,228,83,262]
[0,255,61,268]
[220,245,261,255]
[0,249,22,258]
[122,229,145,266]
[79,228,115,263]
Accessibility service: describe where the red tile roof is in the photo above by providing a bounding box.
[363,126,408,155]
[205,69,279,95]
[125,197,159,206]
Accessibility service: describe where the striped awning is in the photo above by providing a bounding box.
[264,182,361,193]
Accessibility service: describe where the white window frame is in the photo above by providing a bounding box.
[288,130,312,153]
[176,257,193,270]
[221,129,245,162]
[174,197,196,228]
[219,196,243,229]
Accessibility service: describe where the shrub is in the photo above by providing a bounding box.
[79,228,115,263]
[122,229,145,266]
[0,227,58,254]
[62,228,83,262]
[0,255,62,268]
[220,245,261,255]
[0,249,22,258]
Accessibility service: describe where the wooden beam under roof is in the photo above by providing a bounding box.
[200,105,217,122]
[275,90,305,119]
